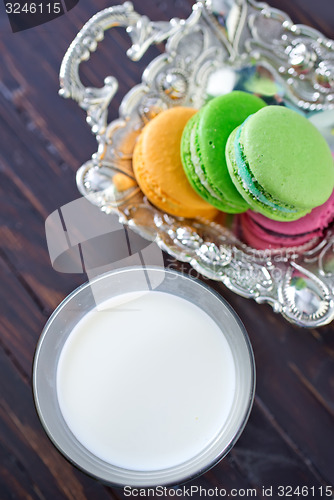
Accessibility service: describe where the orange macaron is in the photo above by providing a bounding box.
[132,107,217,219]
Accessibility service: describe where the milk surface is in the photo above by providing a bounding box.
[57,290,236,471]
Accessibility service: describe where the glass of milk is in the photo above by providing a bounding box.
[33,266,255,487]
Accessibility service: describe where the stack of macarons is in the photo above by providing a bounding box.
[235,188,334,249]
[224,104,334,222]
[131,90,334,250]
[180,91,266,213]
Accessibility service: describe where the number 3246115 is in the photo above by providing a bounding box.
[5,3,62,14]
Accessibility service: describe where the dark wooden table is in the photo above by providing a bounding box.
[0,1,333,499]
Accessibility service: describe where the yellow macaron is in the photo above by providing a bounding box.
[132,107,217,219]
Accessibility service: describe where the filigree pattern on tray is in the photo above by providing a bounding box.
[59,0,334,327]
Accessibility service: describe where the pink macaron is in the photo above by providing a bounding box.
[237,188,334,250]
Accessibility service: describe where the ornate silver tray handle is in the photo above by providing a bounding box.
[59,0,334,327]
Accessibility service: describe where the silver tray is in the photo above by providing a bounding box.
[59,0,334,328]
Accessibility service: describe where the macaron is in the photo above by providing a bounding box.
[237,188,334,249]
[180,91,267,213]
[132,107,217,219]
[226,106,334,221]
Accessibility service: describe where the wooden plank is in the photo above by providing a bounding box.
[312,324,334,357]
[0,41,94,179]
[0,441,38,500]
[0,90,83,214]
[268,0,334,38]
[0,168,85,315]
[212,284,334,485]
[0,255,46,375]
[231,398,325,490]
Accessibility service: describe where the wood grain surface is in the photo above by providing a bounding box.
[0,0,333,499]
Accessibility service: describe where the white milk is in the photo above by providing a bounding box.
[56,290,236,471]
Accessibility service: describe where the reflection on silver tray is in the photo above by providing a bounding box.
[59,0,334,327]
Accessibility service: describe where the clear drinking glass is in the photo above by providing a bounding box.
[33,266,255,487]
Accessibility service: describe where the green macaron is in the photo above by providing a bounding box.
[181,91,267,213]
[226,106,334,221]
